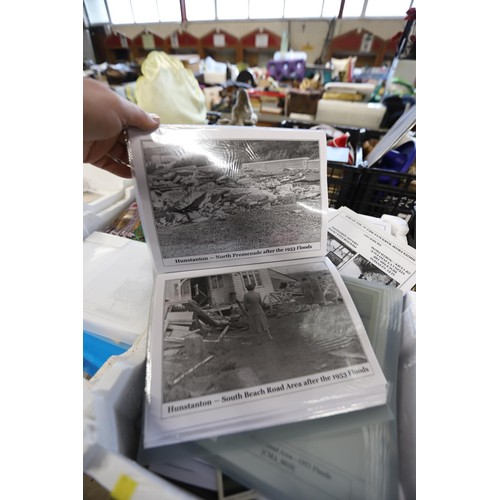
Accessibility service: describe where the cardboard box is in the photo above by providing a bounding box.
[170,54,201,74]
[287,89,324,116]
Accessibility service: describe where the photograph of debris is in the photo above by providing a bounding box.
[326,232,356,267]
[326,233,399,287]
[160,261,369,405]
[340,255,400,288]
[140,136,323,259]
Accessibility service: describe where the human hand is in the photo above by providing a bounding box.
[83,78,160,177]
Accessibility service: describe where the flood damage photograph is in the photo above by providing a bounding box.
[326,232,400,287]
[160,261,369,405]
[139,136,323,258]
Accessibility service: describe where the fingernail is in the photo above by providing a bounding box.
[149,113,161,124]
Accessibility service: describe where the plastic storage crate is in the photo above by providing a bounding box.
[278,120,414,214]
[327,162,416,219]
[327,162,416,248]
[327,126,416,247]
[83,232,155,376]
[279,121,416,231]
[83,163,136,239]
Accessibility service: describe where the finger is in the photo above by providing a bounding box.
[121,100,160,131]
[84,137,133,178]
[104,162,133,178]
[102,139,134,178]
[92,154,133,178]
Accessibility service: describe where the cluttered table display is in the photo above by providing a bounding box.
[126,125,388,454]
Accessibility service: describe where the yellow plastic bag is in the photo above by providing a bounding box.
[136,51,207,124]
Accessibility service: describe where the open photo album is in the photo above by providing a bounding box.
[128,125,388,450]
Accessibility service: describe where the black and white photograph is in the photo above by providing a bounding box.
[130,132,388,449]
[129,126,328,271]
[142,258,387,448]
[326,232,356,267]
[160,260,369,405]
[340,254,400,288]
[326,233,399,287]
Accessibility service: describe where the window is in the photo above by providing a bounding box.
[249,0,284,19]
[210,275,225,290]
[241,271,263,288]
[87,0,413,25]
[341,0,366,17]
[365,0,410,17]
[106,0,134,24]
[321,0,342,18]
[185,0,216,21]
[88,0,181,25]
[84,0,109,24]
[181,280,191,295]
[284,0,323,18]
[158,0,182,22]
[217,0,248,20]
[173,280,191,297]
[131,0,159,23]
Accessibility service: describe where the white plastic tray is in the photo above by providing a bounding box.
[83,163,136,239]
[83,232,154,346]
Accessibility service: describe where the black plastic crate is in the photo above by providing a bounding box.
[327,124,415,211]
[352,167,416,219]
[325,125,368,211]
[327,160,416,217]
[279,119,416,246]
[327,161,416,247]
[327,162,364,208]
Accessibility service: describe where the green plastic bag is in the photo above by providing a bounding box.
[136,51,207,124]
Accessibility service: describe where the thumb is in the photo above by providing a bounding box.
[121,100,161,131]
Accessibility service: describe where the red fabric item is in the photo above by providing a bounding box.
[405,8,416,21]
[327,133,354,164]
[327,133,349,148]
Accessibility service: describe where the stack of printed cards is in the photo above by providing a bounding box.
[127,125,388,455]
